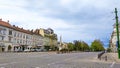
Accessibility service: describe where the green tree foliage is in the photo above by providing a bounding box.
[67,43,74,51]
[74,40,82,51]
[45,34,57,40]
[82,41,89,51]
[91,39,105,51]
[73,40,89,51]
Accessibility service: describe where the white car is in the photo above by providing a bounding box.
[24,49,31,52]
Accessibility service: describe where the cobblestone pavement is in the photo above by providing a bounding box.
[0,52,119,68]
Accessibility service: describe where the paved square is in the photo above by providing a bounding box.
[0,52,120,68]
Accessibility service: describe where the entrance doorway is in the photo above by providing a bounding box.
[8,45,12,51]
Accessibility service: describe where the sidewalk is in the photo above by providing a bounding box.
[100,53,120,63]
[107,53,120,63]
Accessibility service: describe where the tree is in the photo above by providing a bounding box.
[73,40,82,51]
[91,39,105,51]
[67,43,74,51]
[73,40,89,51]
[107,48,112,52]
[82,41,89,51]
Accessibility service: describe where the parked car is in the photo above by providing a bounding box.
[30,48,36,52]
[24,49,31,52]
[14,49,22,52]
[35,49,42,52]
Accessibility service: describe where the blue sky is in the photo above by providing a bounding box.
[0,0,120,48]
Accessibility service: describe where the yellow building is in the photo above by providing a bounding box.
[39,28,44,37]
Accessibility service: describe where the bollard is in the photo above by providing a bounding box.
[100,56,101,60]
[105,56,107,61]
[98,54,101,60]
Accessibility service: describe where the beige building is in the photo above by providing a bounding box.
[110,23,119,52]
[39,28,58,50]
[39,28,44,37]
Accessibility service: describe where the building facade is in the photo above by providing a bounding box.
[0,19,54,52]
[110,23,119,52]
[39,28,58,50]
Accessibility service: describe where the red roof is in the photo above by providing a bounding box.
[0,20,12,28]
[0,20,32,34]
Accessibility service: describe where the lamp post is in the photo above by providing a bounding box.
[115,8,120,59]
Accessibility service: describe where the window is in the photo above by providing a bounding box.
[2,36,4,40]
[26,35,28,39]
[9,37,12,42]
[20,34,22,38]
[20,40,22,43]
[14,32,16,37]
[9,30,12,35]
[17,39,19,43]
[17,33,19,37]
[0,31,2,34]
[23,40,25,44]
[14,38,16,43]
[0,36,4,41]
[23,35,25,38]
[3,30,6,35]
[0,29,6,35]
[0,28,2,34]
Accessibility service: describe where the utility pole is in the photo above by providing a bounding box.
[115,8,120,59]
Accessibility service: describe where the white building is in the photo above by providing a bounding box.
[110,23,120,52]
[0,19,44,52]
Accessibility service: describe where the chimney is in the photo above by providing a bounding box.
[31,29,33,32]
[7,20,9,23]
[13,25,15,27]
[0,18,2,21]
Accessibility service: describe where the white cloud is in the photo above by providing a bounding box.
[0,0,28,7]
[0,0,72,30]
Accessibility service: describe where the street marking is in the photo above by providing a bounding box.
[110,62,115,68]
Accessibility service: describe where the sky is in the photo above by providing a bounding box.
[0,0,120,48]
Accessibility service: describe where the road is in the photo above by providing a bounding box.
[0,52,120,68]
